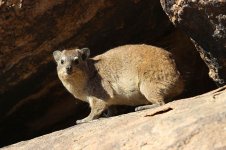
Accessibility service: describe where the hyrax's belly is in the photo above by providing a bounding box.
[107,76,149,106]
[108,94,149,106]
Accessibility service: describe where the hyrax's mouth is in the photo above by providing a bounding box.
[64,71,73,76]
[58,69,75,80]
[59,71,72,79]
[65,71,72,75]
[58,68,78,79]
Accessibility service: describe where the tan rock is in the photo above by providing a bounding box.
[2,86,226,150]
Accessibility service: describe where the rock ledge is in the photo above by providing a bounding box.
[2,86,226,150]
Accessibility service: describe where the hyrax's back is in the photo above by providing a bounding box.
[93,44,184,105]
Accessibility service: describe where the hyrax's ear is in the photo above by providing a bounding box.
[53,50,62,62]
[79,48,90,61]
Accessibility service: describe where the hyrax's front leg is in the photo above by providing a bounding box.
[76,97,107,124]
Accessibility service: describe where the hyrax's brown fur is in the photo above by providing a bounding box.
[53,44,184,124]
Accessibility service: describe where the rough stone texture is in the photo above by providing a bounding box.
[0,0,216,147]
[1,86,226,150]
[161,0,226,86]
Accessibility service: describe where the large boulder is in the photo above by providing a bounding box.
[161,0,226,86]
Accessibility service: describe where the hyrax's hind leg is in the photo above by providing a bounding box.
[135,104,160,111]
[76,97,107,124]
[136,82,165,112]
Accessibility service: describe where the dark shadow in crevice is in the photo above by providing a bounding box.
[144,107,173,117]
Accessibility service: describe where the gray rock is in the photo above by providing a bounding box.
[161,0,226,86]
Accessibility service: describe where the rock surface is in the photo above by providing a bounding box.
[161,0,226,86]
[2,86,226,150]
[0,0,216,146]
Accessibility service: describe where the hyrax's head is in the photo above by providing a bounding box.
[53,48,90,79]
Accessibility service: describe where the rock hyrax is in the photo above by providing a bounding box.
[53,44,184,124]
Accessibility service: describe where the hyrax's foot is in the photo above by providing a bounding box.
[76,98,107,124]
[76,118,93,124]
[135,104,160,112]
[76,119,85,124]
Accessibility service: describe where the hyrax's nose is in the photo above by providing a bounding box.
[66,66,72,74]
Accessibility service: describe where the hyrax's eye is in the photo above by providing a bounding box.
[61,59,64,64]
[74,57,79,65]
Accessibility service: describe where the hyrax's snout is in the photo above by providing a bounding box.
[66,65,72,74]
